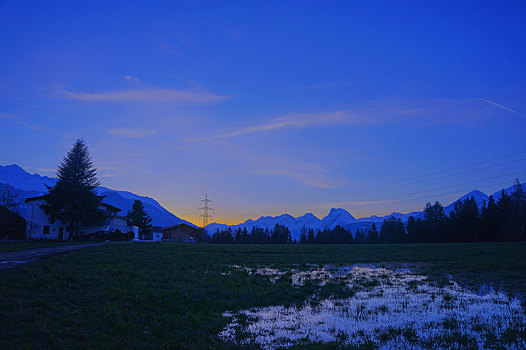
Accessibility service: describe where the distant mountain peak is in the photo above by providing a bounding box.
[297,212,318,219]
[0,164,194,228]
[327,208,355,219]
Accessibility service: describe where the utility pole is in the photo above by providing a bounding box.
[198,194,213,228]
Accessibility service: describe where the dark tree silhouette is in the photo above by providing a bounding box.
[380,217,406,243]
[126,200,152,237]
[423,201,447,242]
[365,223,379,244]
[448,196,479,242]
[41,139,105,240]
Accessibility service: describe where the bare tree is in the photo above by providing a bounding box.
[0,186,21,213]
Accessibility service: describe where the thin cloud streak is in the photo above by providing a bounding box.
[0,112,22,120]
[107,128,156,138]
[61,87,231,103]
[2,114,74,137]
[477,98,526,118]
[202,110,380,140]
[318,199,403,207]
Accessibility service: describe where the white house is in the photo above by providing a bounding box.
[25,196,139,240]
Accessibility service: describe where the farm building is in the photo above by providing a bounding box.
[162,223,198,242]
[24,196,138,240]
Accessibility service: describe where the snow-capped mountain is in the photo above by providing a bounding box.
[0,164,195,228]
[444,190,489,214]
[3,163,523,239]
[0,164,57,191]
[320,208,356,227]
[205,183,525,241]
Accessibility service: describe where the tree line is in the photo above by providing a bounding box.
[208,224,293,244]
[208,180,526,244]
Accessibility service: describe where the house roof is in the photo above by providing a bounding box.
[163,223,198,231]
[25,196,121,213]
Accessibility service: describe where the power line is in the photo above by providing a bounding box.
[272,149,526,206]
[318,169,526,212]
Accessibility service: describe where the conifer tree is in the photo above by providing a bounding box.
[423,201,447,242]
[126,200,152,237]
[511,179,526,241]
[479,196,500,241]
[366,223,379,244]
[355,229,365,244]
[42,139,105,240]
[380,217,406,243]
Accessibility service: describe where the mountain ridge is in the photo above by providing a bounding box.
[204,184,524,241]
[0,164,196,228]
[2,164,523,239]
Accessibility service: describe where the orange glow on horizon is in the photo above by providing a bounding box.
[181,214,245,227]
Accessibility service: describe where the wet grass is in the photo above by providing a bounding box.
[0,241,89,252]
[0,242,525,349]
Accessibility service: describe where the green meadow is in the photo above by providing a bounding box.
[1,242,525,349]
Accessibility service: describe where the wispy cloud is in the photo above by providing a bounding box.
[0,112,22,120]
[476,98,526,118]
[201,110,380,140]
[124,75,140,83]
[318,199,403,207]
[61,87,231,104]
[1,113,73,137]
[238,151,341,189]
[107,128,156,138]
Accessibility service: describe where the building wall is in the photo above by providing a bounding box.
[162,225,197,241]
[25,200,69,240]
[25,200,136,240]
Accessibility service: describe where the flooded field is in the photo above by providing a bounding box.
[220,265,526,349]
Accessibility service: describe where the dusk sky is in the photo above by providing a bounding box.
[1,1,525,225]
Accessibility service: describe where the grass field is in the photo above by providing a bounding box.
[0,242,525,349]
[0,241,90,253]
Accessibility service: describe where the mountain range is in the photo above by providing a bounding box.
[1,164,522,240]
[0,164,194,228]
[204,187,523,241]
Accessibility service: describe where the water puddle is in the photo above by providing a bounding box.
[220,265,526,349]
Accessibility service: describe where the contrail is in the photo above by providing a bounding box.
[477,97,526,118]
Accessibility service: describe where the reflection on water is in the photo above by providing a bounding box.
[220,265,526,349]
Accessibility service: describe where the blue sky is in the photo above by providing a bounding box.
[1,1,525,225]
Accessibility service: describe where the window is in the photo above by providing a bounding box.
[43,225,50,235]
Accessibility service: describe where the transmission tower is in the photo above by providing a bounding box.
[198,194,214,228]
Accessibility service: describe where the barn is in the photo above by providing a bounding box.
[162,223,198,242]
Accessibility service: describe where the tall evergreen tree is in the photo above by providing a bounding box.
[511,179,526,241]
[479,197,500,241]
[42,139,105,240]
[365,223,379,244]
[423,201,447,242]
[307,228,315,243]
[355,229,365,244]
[234,228,242,243]
[126,200,152,237]
[448,196,479,242]
[497,190,514,241]
[380,217,406,243]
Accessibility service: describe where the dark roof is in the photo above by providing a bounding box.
[25,196,120,213]
[25,195,46,202]
[102,203,121,213]
[163,223,198,231]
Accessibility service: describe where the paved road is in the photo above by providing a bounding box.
[0,243,108,269]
